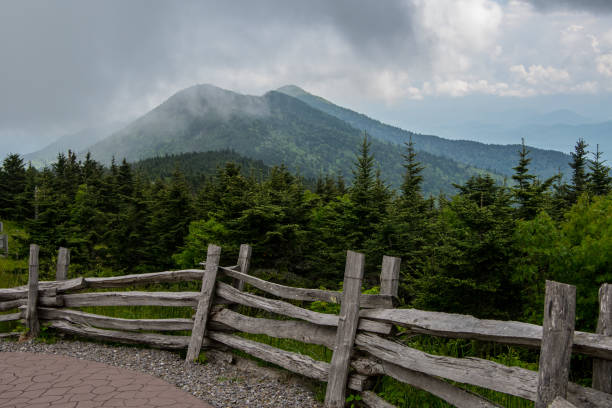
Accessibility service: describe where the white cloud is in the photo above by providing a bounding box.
[596,54,612,76]
[510,64,571,84]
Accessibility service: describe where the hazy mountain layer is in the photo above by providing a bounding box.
[85,84,493,195]
[23,121,126,167]
[277,85,572,179]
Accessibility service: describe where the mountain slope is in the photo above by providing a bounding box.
[23,121,126,167]
[85,84,493,195]
[277,85,572,179]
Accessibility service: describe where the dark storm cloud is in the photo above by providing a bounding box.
[0,0,419,151]
[526,0,612,13]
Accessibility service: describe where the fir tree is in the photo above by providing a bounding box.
[0,154,27,220]
[511,139,557,219]
[588,145,611,196]
[569,138,589,203]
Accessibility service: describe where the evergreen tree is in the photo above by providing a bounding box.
[377,138,430,300]
[511,139,557,219]
[568,139,589,203]
[401,136,424,202]
[588,145,611,196]
[0,154,27,220]
[348,133,379,250]
[147,169,193,268]
[414,175,519,319]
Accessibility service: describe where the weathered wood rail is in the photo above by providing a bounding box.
[1,244,611,408]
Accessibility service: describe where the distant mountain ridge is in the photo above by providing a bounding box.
[83,84,493,195]
[277,85,571,179]
[23,121,127,167]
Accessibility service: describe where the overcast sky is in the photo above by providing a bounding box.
[1,0,612,156]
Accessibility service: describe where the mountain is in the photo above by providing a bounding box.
[23,121,127,167]
[277,85,572,179]
[525,109,594,126]
[85,84,492,195]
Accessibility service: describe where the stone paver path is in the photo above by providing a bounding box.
[0,352,213,408]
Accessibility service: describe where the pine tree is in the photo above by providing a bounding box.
[511,139,557,219]
[414,175,519,319]
[348,133,381,251]
[588,145,611,196]
[0,154,27,220]
[401,136,424,202]
[569,139,589,203]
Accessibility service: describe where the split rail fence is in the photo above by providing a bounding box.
[1,243,611,408]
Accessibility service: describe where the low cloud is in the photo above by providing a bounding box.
[1,0,611,155]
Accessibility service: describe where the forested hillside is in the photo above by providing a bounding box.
[133,150,271,191]
[1,137,610,327]
[84,84,496,195]
[277,85,571,179]
[1,136,611,406]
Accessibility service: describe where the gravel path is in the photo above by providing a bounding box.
[0,338,323,408]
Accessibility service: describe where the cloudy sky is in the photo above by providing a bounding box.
[1,0,611,156]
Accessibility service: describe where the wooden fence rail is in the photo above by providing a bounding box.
[1,243,611,408]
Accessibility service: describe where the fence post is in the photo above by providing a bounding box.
[325,250,365,408]
[186,244,221,362]
[535,280,576,408]
[0,233,7,258]
[56,247,70,281]
[593,283,611,393]
[380,255,400,308]
[25,244,40,338]
[234,244,252,291]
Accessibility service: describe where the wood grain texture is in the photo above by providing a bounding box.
[548,397,577,408]
[325,250,365,408]
[84,269,205,288]
[0,296,60,312]
[356,331,537,400]
[355,332,612,407]
[593,283,612,393]
[55,247,70,281]
[62,291,200,307]
[37,307,194,331]
[215,281,389,334]
[218,266,393,308]
[216,281,338,326]
[0,312,22,322]
[48,320,190,349]
[25,244,40,337]
[234,244,252,292]
[536,281,576,408]
[360,308,612,361]
[210,308,336,349]
[352,358,503,408]
[186,244,221,362]
[361,391,397,408]
[380,256,400,307]
[208,330,330,381]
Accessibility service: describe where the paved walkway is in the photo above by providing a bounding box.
[0,352,213,408]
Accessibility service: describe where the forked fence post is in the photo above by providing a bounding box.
[535,280,576,408]
[593,283,611,393]
[56,247,70,281]
[325,250,365,408]
[186,244,221,362]
[380,255,400,307]
[25,244,40,338]
[234,244,252,291]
